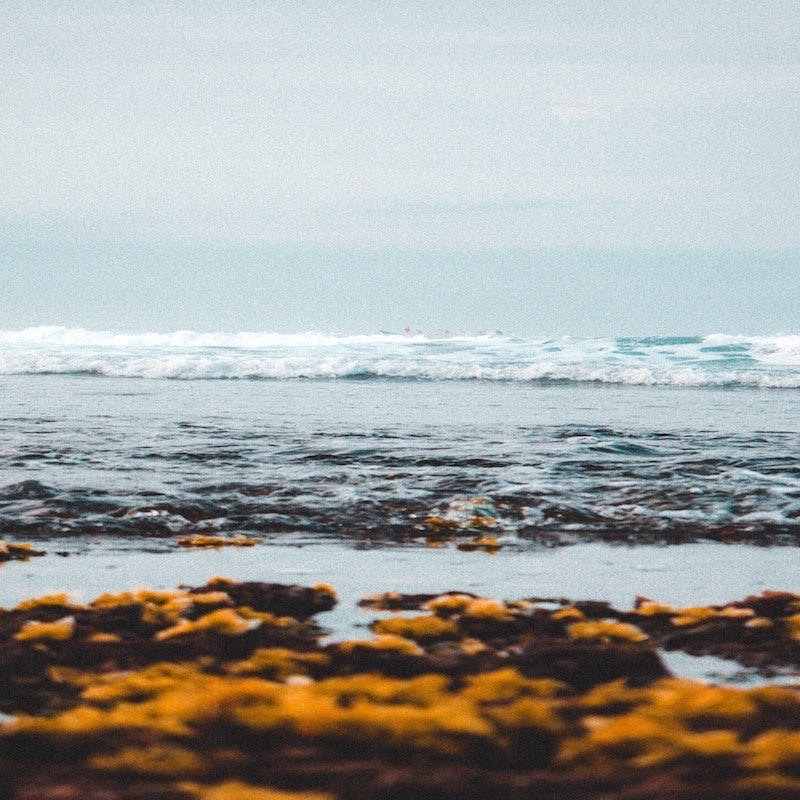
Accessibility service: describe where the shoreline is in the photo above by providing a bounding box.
[2,536,797,686]
[4,535,795,603]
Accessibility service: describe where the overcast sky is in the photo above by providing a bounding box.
[2,2,799,334]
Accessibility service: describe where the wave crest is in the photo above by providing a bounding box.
[1,328,798,387]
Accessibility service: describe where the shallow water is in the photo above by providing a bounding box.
[2,375,799,545]
[1,362,798,685]
[5,536,796,614]
[3,537,796,684]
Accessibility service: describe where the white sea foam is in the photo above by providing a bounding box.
[0,326,437,348]
[0,327,799,387]
[702,333,800,365]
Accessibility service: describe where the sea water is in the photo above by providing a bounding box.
[1,329,799,545]
[2,328,798,680]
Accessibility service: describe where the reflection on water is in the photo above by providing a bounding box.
[1,536,797,686]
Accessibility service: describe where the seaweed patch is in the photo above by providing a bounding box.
[0,541,45,563]
[0,583,798,799]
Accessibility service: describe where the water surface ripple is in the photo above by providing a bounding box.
[2,375,798,546]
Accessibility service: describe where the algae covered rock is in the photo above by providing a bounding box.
[0,583,799,799]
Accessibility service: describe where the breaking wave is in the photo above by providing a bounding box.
[1,327,799,388]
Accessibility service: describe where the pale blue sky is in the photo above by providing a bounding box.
[2,2,799,334]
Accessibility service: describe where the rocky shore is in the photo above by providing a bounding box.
[0,578,798,799]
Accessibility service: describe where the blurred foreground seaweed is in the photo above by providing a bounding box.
[0,581,799,799]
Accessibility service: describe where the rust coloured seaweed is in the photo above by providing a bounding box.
[0,583,798,799]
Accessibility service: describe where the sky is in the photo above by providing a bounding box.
[2,2,799,335]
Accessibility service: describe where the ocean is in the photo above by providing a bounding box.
[1,327,798,680]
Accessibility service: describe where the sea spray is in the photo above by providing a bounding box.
[1,327,799,387]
